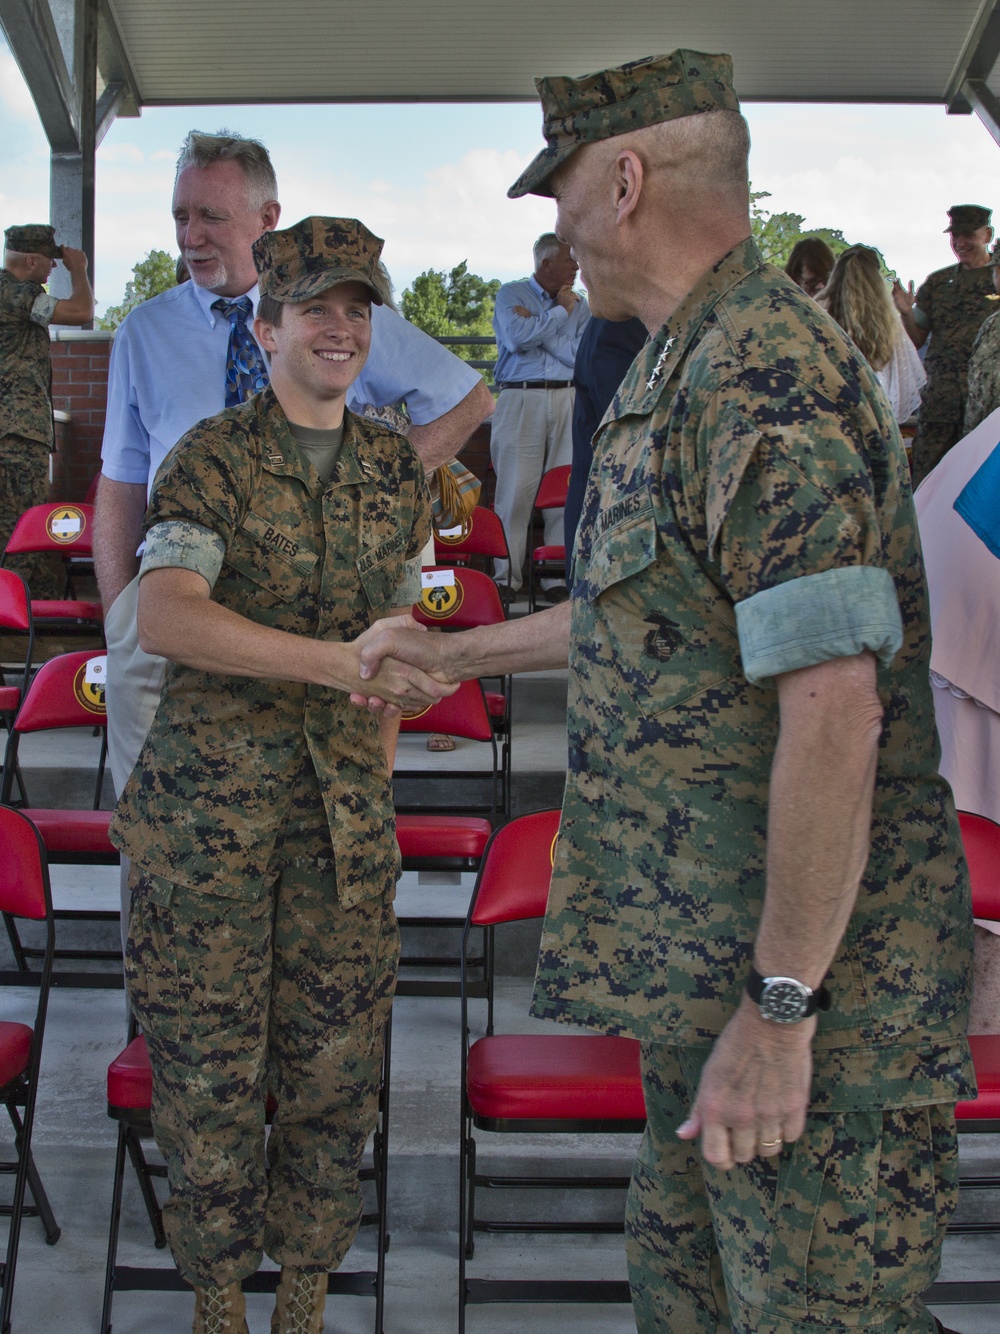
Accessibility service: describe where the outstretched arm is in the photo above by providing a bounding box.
[138,567,452,708]
[354,600,572,714]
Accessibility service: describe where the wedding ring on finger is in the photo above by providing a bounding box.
[759,1137,783,1149]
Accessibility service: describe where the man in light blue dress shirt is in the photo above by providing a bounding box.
[490,233,590,600]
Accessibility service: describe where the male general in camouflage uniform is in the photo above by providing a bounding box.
[893,203,996,484]
[964,240,1000,433]
[357,50,975,1334]
[0,223,93,597]
[109,217,444,1334]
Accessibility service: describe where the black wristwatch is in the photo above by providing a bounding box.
[746,967,831,1024]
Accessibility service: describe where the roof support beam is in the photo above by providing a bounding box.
[0,0,80,152]
[946,0,1000,114]
[962,77,1000,147]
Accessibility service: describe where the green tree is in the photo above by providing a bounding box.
[401,261,500,381]
[751,189,850,270]
[98,249,178,330]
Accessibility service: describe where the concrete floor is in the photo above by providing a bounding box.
[2,629,998,1332]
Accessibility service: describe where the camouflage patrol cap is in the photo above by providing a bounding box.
[508,49,740,200]
[945,204,991,233]
[252,216,384,304]
[4,224,63,259]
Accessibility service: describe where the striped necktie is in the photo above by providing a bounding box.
[212,296,269,406]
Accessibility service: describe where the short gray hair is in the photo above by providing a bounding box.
[175,130,278,209]
[533,232,565,270]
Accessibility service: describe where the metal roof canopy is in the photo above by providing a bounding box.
[4,0,1000,287]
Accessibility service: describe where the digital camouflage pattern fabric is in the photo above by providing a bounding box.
[508,49,740,199]
[126,759,399,1285]
[3,224,62,258]
[626,1045,957,1332]
[532,237,974,1109]
[0,268,57,447]
[910,261,997,483]
[964,306,1000,431]
[110,386,431,908]
[252,215,385,304]
[113,385,427,1287]
[0,264,62,598]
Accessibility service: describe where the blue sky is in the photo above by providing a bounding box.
[2,33,999,316]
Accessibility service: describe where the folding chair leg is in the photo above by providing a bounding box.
[373,1016,391,1334]
[125,1126,166,1247]
[100,1121,131,1334]
[0,1111,50,1334]
[23,1150,60,1244]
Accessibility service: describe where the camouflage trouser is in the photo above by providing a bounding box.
[125,773,400,1287]
[0,433,61,599]
[626,1044,958,1332]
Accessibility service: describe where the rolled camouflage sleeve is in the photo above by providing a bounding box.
[735,565,903,686]
[140,519,226,590]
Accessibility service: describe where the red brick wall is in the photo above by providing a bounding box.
[49,332,113,502]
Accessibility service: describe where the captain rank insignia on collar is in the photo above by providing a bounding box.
[361,460,376,479]
[646,337,676,392]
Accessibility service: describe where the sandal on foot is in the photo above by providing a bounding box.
[426,733,456,752]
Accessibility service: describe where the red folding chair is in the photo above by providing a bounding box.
[0,650,119,987]
[458,810,645,1329]
[2,503,102,636]
[0,571,34,806]
[413,566,512,818]
[527,465,571,612]
[433,506,513,602]
[0,809,61,1334]
[926,810,1000,1308]
[100,1022,392,1334]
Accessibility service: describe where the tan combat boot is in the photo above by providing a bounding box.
[271,1267,328,1333]
[192,1281,248,1333]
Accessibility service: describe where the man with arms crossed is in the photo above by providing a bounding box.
[490,232,590,601]
[110,216,444,1333]
[96,130,492,802]
[359,51,974,1333]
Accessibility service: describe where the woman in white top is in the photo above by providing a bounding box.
[819,244,926,422]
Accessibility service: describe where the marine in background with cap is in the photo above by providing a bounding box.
[893,203,996,483]
[109,216,445,1334]
[963,239,1000,433]
[356,49,973,1334]
[0,224,93,597]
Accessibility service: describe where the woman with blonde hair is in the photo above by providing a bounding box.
[818,244,925,421]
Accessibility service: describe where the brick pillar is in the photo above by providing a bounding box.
[48,330,113,501]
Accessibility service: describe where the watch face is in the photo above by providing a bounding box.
[760,978,810,1024]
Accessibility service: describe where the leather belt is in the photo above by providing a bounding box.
[497,380,574,390]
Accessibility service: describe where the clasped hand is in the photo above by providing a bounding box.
[350,616,457,716]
